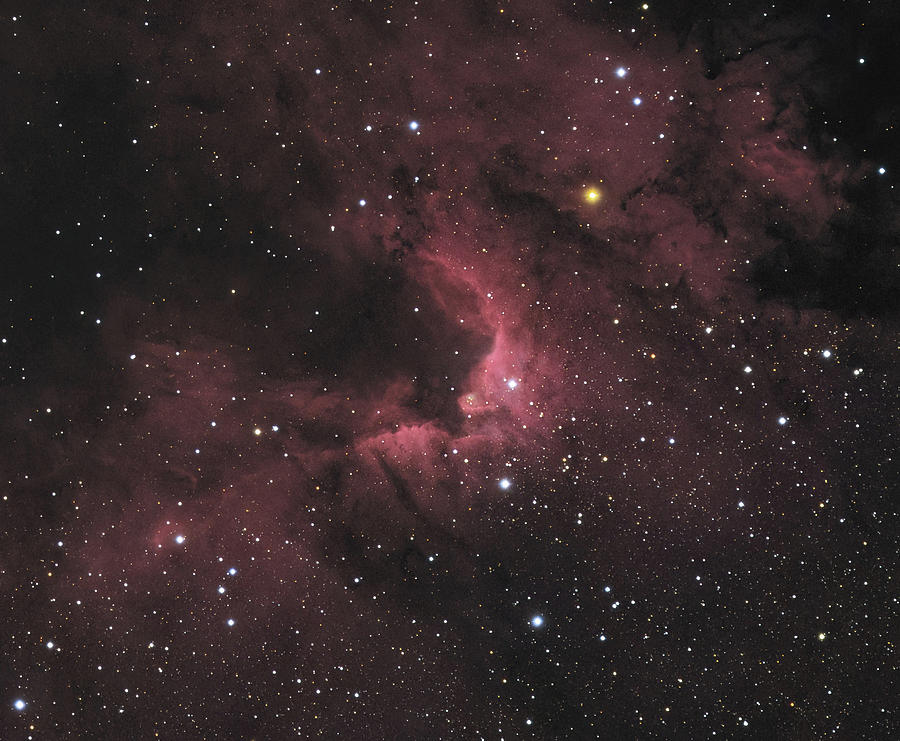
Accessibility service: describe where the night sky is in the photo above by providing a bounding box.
[1,1,897,738]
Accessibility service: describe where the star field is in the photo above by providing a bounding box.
[0,1,897,739]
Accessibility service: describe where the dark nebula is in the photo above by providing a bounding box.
[1,1,896,738]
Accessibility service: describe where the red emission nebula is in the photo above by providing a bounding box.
[0,0,896,739]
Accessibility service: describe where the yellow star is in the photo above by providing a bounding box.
[584,188,601,203]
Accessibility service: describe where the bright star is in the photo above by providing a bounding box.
[633,97,642,106]
[507,379,518,390]
[409,120,419,131]
[585,188,601,203]
[499,478,512,490]
[615,67,627,78]
[531,615,544,627]
[228,568,238,576]
[227,618,236,627]
[175,535,185,544]
[778,417,787,425]
[13,699,25,711]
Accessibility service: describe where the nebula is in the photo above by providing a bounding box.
[1,1,896,738]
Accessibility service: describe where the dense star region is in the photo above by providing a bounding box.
[1,1,897,738]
